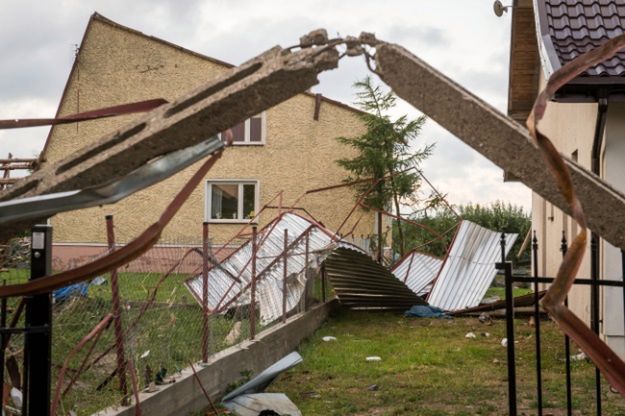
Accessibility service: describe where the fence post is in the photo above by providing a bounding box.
[501,260,517,416]
[560,232,572,416]
[250,226,257,340]
[531,231,543,416]
[282,229,288,323]
[201,222,210,363]
[0,281,6,410]
[321,262,327,303]
[23,224,53,416]
[304,233,310,311]
[590,233,602,415]
[105,215,129,403]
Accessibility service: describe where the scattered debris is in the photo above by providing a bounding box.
[223,393,302,416]
[465,332,477,339]
[140,350,150,359]
[482,332,491,338]
[571,351,588,362]
[222,353,303,416]
[10,387,22,409]
[322,336,337,342]
[367,384,379,391]
[223,352,303,402]
[366,356,382,362]
[478,312,493,325]
[225,321,243,346]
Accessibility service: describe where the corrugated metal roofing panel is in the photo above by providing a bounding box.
[427,220,517,311]
[185,213,361,325]
[324,247,426,310]
[391,251,443,296]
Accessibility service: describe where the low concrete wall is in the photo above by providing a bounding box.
[94,300,337,416]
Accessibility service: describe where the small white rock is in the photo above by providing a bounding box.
[501,338,508,347]
[140,350,150,359]
[10,388,22,408]
[465,332,477,339]
[322,336,337,342]
[366,356,382,362]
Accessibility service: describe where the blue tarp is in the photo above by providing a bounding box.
[53,282,89,303]
[404,304,450,319]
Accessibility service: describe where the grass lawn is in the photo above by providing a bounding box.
[268,309,625,416]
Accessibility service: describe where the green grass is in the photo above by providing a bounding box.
[268,309,625,415]
[485,285,532,300]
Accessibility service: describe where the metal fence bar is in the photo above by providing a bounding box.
[590,234,602,416]
[105,215,129,403]
[532,232,544,416]
[250,226,257,340]
[0,281,6,400]
[282,228,288,324]
[502,260,517,416]
[201,222,210,363]
[561,232,572,416]
[23,224,53,416]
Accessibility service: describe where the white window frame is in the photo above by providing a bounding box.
[227,112,267,146]
[205,179,260,223]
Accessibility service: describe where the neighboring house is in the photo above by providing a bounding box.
[508,0,625,353]
[41,13,383,268]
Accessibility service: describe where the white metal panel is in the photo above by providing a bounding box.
[185,213,364,325]
[391,251,442,296]
[427,220,518,311]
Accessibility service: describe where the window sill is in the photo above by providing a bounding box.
[206,219,259,224]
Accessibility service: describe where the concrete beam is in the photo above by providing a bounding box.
[376,43,625,251]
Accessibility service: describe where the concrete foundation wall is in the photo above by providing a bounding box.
[94,300,338,416]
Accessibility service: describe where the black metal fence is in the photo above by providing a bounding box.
[500,231,625,416]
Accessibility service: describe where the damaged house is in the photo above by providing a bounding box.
[40,13,387,269]
[508,0,625,353]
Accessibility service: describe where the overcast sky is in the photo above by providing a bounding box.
[0,0,531,210]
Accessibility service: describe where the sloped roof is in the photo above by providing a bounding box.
[40,12,363,162]
[535,0,625,78]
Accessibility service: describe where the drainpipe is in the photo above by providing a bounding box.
[590,95,607,412]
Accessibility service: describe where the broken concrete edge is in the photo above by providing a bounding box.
[92,299,339,416]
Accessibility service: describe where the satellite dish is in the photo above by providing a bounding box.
[493,0,511,17]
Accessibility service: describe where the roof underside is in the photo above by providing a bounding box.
[538,0,625,80]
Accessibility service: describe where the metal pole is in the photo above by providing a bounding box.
[377,211,383,263]
[622,249,625,367]
[304,233,310,311]
[502,260,517,416]
[321,262,327,303]
[282,229,288,324]
[201,222,210,363]
[561,232,572,416]
[105,215,129,403]
[250,226,257,340]
[0,280,6,401]
[500,232,506,264]
[590,233,602,415]
[23,224,52,416]
[532,231,543,416]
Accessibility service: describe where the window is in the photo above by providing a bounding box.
[224,113,266,145]
[206,180,259,222]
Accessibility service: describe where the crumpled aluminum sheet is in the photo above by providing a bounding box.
[391,251,443,297]
[427,220,517,311]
